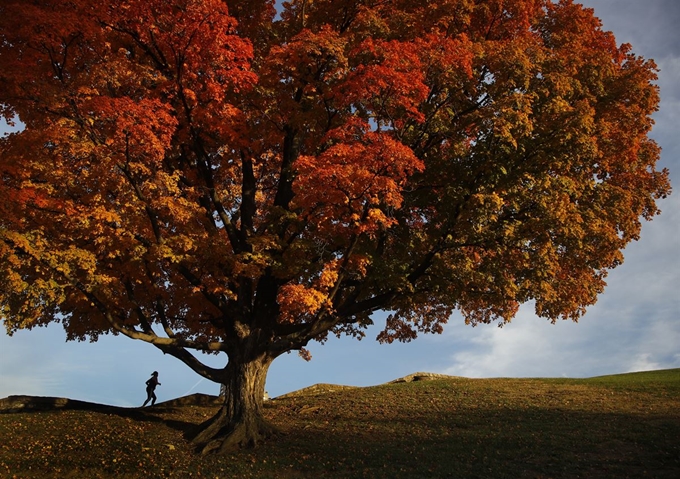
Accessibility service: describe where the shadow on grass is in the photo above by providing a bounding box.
[0,394,198,436]
[264,407,680,479]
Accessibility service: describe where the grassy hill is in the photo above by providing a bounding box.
[1,369,679,478]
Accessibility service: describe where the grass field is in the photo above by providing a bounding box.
[1,369,679,478]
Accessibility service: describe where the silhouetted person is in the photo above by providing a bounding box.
[142,371,161,406]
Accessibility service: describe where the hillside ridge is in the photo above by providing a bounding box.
[2,368,678,413]
[0,371,454,412]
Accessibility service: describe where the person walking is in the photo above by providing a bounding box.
[142,371,161,407]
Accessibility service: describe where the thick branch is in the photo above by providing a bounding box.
[117,152,162,243]
[193,141,243,252]
[153,343,224,383]
[102,23,170,73]
[274,125,298,209]
[96,305,227,353]
[176,264,227,313]
[240,150,256,235]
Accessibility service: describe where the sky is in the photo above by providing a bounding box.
[1,0,678,407]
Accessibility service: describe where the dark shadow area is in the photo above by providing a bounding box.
[0,392,220,414]
[268,407,680,478]
[0,395,145,415]
[0,394,212,436]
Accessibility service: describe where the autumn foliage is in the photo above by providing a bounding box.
[0,0,670,452]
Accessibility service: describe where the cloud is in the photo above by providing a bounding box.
[627,353,663,373]
[584,0,680,57]
[438,297,680,380]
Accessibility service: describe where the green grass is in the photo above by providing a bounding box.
[1,369,679,478]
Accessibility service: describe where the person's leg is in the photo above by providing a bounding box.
[151,391,157,406]
[143,388,152,406]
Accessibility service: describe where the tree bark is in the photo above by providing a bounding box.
[191,353,276,454]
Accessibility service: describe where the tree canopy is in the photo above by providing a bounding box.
[0,0,670,452]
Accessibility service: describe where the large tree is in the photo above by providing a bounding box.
[0,0,670,453]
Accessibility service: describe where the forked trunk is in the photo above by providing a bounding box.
[191,354,275,454]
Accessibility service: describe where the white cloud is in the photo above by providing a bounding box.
[438,299,680,380]
[626,353,663,373]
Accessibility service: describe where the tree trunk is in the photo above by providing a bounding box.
[191,353,276,454]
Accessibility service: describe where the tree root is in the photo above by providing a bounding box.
[191,407,278,455]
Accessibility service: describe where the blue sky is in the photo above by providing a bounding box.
[1,0,679,407]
